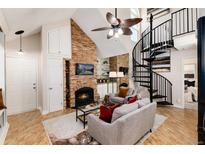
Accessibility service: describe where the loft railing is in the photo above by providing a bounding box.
[171,8,198,37]
[142,8,198,38]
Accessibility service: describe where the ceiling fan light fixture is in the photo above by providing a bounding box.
[91,8,142,39]
[108,29,114,36]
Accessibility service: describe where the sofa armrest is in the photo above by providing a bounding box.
[87,114,118,144]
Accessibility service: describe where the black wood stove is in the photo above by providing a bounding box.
[75,87,94,108]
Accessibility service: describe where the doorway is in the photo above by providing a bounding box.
[183,58,198,110]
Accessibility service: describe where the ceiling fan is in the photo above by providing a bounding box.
[91,8,142,39]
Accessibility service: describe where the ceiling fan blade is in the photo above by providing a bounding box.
[91,27,111,31]
[107,29,114,39]
[106,12,119,26]
[120,18,142,27]
[121,27,133,35]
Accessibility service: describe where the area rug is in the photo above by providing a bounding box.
[43,112,167,145]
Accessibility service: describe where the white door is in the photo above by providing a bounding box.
[6,57,37,115]
[48,28,60,54]
[47,58,63,112]
[59,27,71,58]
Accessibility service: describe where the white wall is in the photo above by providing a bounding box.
[198,8,205,18]
[159,47,197,108]
[6,33,41,109]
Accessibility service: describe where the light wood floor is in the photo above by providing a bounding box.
[4,106,197,145]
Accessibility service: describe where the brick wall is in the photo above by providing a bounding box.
[68,19,98,107]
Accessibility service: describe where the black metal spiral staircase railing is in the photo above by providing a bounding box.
[132,8,197,105]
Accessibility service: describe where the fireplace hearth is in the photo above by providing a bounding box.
[75,87,94,107]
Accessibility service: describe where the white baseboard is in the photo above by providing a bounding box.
[173,104,184,109]
[0,122,9,145]
[41,110,49,115]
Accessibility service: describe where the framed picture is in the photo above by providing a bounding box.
[76,63,94,75]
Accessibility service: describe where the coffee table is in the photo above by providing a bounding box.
[76,101,100,128]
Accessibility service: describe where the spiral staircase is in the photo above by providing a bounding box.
[132,8,198,105]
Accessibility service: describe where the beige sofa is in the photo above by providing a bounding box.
[87,102,156,145]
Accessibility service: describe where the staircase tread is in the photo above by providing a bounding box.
[134,80,150,83]
[142,57,155,62]
[152,67,170,70]
[157,101,173,105]
[141,42,174,53]
[140,84,150,88]
[133,75,150,78]
[148,89,158,93]
[153,94,167,99]
[153,56,170,61]
[138,64,149,67]
[150,51,167,57]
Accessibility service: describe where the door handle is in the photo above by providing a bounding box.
[49,88,53,90]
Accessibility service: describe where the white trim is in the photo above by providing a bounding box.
[173,104,184,109]
[0,122,9,145]
[41,110,49,115]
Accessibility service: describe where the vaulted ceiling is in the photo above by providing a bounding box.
[1,8,76,40]
[72,8,133,58]
[0,8,134,58]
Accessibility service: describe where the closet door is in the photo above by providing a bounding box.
[48,29,60,54]
[47,58,63,112]
[59,27,71,58]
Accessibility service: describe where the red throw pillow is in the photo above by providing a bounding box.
[99,104,121,123]
[128,95,138,104]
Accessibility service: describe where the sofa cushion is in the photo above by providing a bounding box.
[136,87,150,99]
[99,104,121,123]
[118,87,129,98]
[111,102,139,123]
[138,98,150,108]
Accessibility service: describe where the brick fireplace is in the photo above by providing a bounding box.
[66,19,98,108]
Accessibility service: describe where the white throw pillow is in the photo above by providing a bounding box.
[138,98,150,108]
[137,86,150,99]
[111,102,139,123]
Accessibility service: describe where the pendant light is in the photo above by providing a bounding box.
[15,30,24,55]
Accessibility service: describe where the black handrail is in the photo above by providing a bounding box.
[171,8,198,37]
[133,8,198,104]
